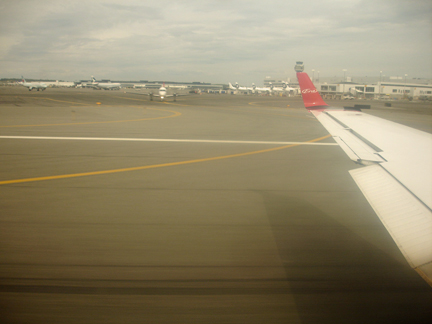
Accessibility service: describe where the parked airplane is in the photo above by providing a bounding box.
[231,81,298,95]
[250,83,272,94]
[228,82,250,92]
[296,62,432,286]
[229,82,272,94]
[91,77,121,90]
[20,77,47,91]
[270,82,299,95]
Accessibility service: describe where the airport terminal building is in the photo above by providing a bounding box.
[263,77,290,88]
[316,81,432,100]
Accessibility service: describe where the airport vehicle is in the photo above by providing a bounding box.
[296,63,432,286]
[20,77,47,91]
[90,76,121,90]
[343,94,354,100]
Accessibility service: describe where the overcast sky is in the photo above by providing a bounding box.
[0,0,431,85]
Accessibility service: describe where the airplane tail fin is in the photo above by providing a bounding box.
[296,72,328,109]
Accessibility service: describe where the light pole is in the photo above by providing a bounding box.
[379,71,382,99]
[312,69,315,82]
[342,69,347,95]
[404,74,408,99]
[317,71,320,83]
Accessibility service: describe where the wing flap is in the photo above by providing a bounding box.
[311,110,385,163]
[350,164,432,284]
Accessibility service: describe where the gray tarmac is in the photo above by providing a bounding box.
[1,87,431,323]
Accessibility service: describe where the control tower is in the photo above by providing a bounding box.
[294,61,304,72]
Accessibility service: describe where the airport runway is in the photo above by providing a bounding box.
[1,87,431,323]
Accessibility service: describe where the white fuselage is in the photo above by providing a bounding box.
[251,84,272,93]
[158,87,167,100]
[21,81,47,91]
[229,82,249,91]
[91,77,121,90]
[96,82,121,90]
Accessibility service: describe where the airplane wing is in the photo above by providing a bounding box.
[165,93,190,97]
[133,93,189,98]
[126,91,192,101]
[297,70,432,286]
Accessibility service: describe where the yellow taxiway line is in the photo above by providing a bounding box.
[0,135,331,185]
[27,97,91,106]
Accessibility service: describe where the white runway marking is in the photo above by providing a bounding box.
[0,135,338,145]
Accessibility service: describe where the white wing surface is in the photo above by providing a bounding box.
[297,70,432,286]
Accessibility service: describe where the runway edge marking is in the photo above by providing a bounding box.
[0,135,337,146]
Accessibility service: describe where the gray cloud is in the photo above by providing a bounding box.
[0,0,430,84]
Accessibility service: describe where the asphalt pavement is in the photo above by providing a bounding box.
[1,87,431,323]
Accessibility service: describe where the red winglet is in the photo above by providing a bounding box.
[296,72,328,109]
